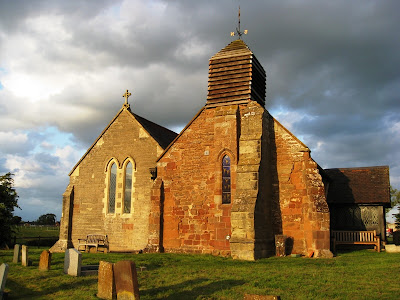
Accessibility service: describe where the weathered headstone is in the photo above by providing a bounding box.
[98,261,116,299]
[13,244,21,263]
[0,263,9,299]
[39,250,52,271]
[64,248,82,276]
[21,245,29,266]
[275,235,287,257]
[393,231,400,246]
[114,260,140,300]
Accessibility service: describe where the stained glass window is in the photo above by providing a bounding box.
[108,162,117,213]
[124,162,132,213]
[222,155,231,204]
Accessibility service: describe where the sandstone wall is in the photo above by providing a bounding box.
[157,105,240,256]
[65,109,162,251]
[271,118,330,255]
[154,102,331,259]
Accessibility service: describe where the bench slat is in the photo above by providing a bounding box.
[331,230,380,252]
[77,234,109,253]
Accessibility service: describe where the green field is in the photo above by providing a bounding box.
[11,226,59,247]
[0,248,399,299]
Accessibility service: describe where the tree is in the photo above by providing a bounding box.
[390,186,400,207]
[0,172,20,247]
[394,211,400,229]
[386,186,400,214]
[11,215,22,225]
[390,186,400,229]
[36,213,56,225]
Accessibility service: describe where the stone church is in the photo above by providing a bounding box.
[51,38,389,260]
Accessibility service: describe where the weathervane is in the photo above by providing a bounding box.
[230,6,248,39]
[122,89,132,108]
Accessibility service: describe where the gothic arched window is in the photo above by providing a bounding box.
[222,155,231,204]
[108,162,117,213]
[124,161,133,213]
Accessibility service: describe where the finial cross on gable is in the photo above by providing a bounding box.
[230,6,248,39]
[123,89,132,105]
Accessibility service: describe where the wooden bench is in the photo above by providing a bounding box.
[78,234,109,253]
[331,230,381,253]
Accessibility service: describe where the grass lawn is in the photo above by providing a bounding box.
[11,226,60,247]
[0,248,399,299]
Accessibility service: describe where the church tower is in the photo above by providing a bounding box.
[152,36,331,260]
[206,39,266,107]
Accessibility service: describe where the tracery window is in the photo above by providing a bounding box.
[332,205,379,229]
[124,162,133,213]
[222,155,231,204]
[108,162,117,213]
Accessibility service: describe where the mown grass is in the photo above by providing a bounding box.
[0,248,399,299]
[13,226,60,238]
[11,226,59,247]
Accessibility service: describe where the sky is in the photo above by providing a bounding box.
[0,0,399,222]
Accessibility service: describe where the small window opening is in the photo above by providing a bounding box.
[222,155,231,204]
[124,162,133,213]
[108,162,117,213]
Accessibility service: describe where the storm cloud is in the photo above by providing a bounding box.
[0,0,399,221]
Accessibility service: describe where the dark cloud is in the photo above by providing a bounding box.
[0,0,399,220]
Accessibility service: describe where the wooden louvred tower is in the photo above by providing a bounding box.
[206,39,266,107]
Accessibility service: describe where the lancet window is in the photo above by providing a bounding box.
[124,161,133,213]
[108,162,117,213]
[222,155,231,204]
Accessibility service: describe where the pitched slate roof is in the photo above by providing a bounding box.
[324,166,390,206]
[132,112,177,149]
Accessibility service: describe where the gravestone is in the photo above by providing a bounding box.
[21,245,29,266]
[0,263,9,299]
[13,244,21,263]
[39,250,52,271]
[114,260,140,300]
[393,231,400,246]
[275,235,287,257]
[64,248,82,276]
[98,261,116,299]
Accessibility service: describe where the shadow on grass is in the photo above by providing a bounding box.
[142,278,245,299]
[6,276,98,299]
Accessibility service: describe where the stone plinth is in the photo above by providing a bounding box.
[385,244,400,253]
